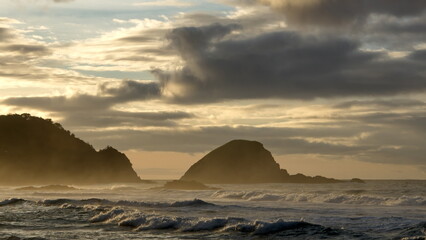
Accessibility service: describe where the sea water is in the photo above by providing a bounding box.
[0,180,425,239]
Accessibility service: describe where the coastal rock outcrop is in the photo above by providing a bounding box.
[0,114,142,185]
[181,140,342,184]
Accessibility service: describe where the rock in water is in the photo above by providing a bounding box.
[181,139,341,184]
[350,178,365,183]
[181,140,285,184]
[0,114,142,185]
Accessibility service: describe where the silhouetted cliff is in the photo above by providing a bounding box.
[0,114,141,185]
[181,140,342,184]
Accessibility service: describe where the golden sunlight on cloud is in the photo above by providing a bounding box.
[58,18,178,73]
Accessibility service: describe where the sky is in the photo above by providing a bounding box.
[1,0,426,180]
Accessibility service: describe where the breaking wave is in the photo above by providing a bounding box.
[0,198,26,207]
[37,198,215,208]
[89,206,323,235]
[211,190,426,206]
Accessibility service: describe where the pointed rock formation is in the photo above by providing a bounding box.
[181,139,342,184]
[0,114,142,185]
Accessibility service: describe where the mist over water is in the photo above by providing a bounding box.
[0,180,425,239]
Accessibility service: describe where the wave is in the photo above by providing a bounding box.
[90,207,126,223]
[0,236,47,240]
[0,197,216,211]
[211,190,426,206]
[109,186,139,191]
[37,198,215,209]
[399,221,426,240]
[16,185,78,191]
[40,198,111,206]
[89,206,323,235]
[0,198,26,207]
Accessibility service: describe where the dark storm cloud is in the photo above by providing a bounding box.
[354,112,426,135]
[377,18,426,35]
[151,24,426,103]
[99,80,162,102]
[334,99,425,109]
[246,0,426,27]
[363,14,426,50]
[409,50,426,61]
[167,23,240,52]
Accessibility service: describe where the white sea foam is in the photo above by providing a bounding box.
[90,207,125,223]
[118,214,148,227]
[184,218,229,232]
[211,190,426,206]
[401,237,426,240]
[136,216,183,231]
[253,220,315,235]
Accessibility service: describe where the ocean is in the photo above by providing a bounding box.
[0,180,425,239]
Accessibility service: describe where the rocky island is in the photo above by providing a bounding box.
[181,139,345,184]
[0,114,142,185]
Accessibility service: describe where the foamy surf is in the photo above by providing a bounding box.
[90,206,322,235]
[211,190,426,206]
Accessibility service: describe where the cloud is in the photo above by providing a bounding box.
[71,119,425,166]
[2,80,189,128]
[0,28,13,41]
[60,110,193,128]
[333,99,425,109]
[242,0,426,27]
[1,3,425,171]
[73,125,368,153]
[2,44,51,55]
[148,24,426,103]
[3,80,162,111]
[52,0,74,3]
[4,95,111,112]
[0,18,21,24]
[4,82,426,167]
[0,19,102,85]
[409,50,426,61]
[133,0,194,7]
[99,80,162,102]
[65,101,426,167]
